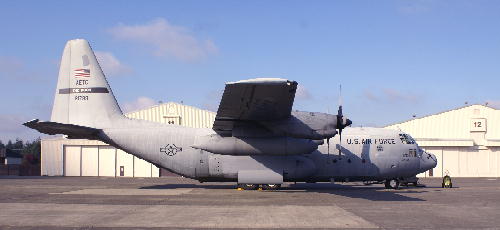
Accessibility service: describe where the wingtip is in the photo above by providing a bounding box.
[23,119,40,127]
[227,78,292,85]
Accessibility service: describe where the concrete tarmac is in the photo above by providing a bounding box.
[0,176,499,229]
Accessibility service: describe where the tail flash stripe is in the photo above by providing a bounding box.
[59,87,109,94]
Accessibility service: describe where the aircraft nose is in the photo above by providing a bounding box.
[429,153,437,166]
[420,151,437,172]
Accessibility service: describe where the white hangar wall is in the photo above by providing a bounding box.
[41,102,216,177]
[386,104,500,177]
[126,101,216,128]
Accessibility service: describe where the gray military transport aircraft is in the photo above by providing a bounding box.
[25,39,437,190]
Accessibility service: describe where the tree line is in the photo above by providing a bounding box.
[1,138,41,165]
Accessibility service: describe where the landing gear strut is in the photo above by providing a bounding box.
[384,179,400,190]
[237,184,258,190]
[262,184,281,190]
[237,184,282,190]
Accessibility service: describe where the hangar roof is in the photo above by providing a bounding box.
[385,104,500,147]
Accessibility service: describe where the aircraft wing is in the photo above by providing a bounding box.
[23,119,101,140]
[213,78,297,133]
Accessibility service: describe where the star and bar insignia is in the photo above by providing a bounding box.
[160,144,183,156]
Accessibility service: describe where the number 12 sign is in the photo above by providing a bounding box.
[470,118,487,132]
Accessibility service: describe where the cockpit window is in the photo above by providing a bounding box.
[399,134,407,144]
[406,134,416,144]
[399,133,415,144]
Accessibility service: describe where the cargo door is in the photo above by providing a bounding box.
[360,140,377,176]
[332,135,370,177]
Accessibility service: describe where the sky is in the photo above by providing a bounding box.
[1,0,500,143]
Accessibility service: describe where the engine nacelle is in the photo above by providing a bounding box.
[260,111,340,140]
[192,135,318,156]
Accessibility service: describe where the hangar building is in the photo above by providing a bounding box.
[42,102,499,178]
[41,102,216,177]
[386,104,500,178]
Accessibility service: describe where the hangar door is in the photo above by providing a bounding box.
[64,146,81,176]
[63,145,108,176]
[116,149,134,177]
[81,146,98,176]
[62,144,159,177]
[423,147,500,177]
[98,146,116,177]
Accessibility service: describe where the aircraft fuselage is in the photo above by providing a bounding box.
[101,118,436,183]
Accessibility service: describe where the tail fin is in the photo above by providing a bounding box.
[51,39,123,128]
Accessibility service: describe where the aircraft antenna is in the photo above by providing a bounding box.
[338,85,342,108]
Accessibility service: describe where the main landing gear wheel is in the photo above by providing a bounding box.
[238,184,258,190]
[385,179,400,190]
[262,184,281,190]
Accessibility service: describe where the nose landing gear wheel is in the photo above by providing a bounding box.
[385,179,400,189]
[262,184,281,190]
[238,184,258,190]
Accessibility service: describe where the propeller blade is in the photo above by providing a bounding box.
[338,128,342,155]
[337,84,345,156]
[327,138,330,154]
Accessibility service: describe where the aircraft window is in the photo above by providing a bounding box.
[409,149,417,157]
[399,134,415,144]
[399,134,408,144]
[407,135,416,144]
[403,134,410,144]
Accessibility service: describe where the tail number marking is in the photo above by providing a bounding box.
[75,96,88,101]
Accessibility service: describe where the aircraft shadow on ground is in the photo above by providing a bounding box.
[282,183,426,201]
[141,182,428,201]
[141,183,235,189]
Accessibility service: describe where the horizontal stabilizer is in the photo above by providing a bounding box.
[23,119,102,140]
